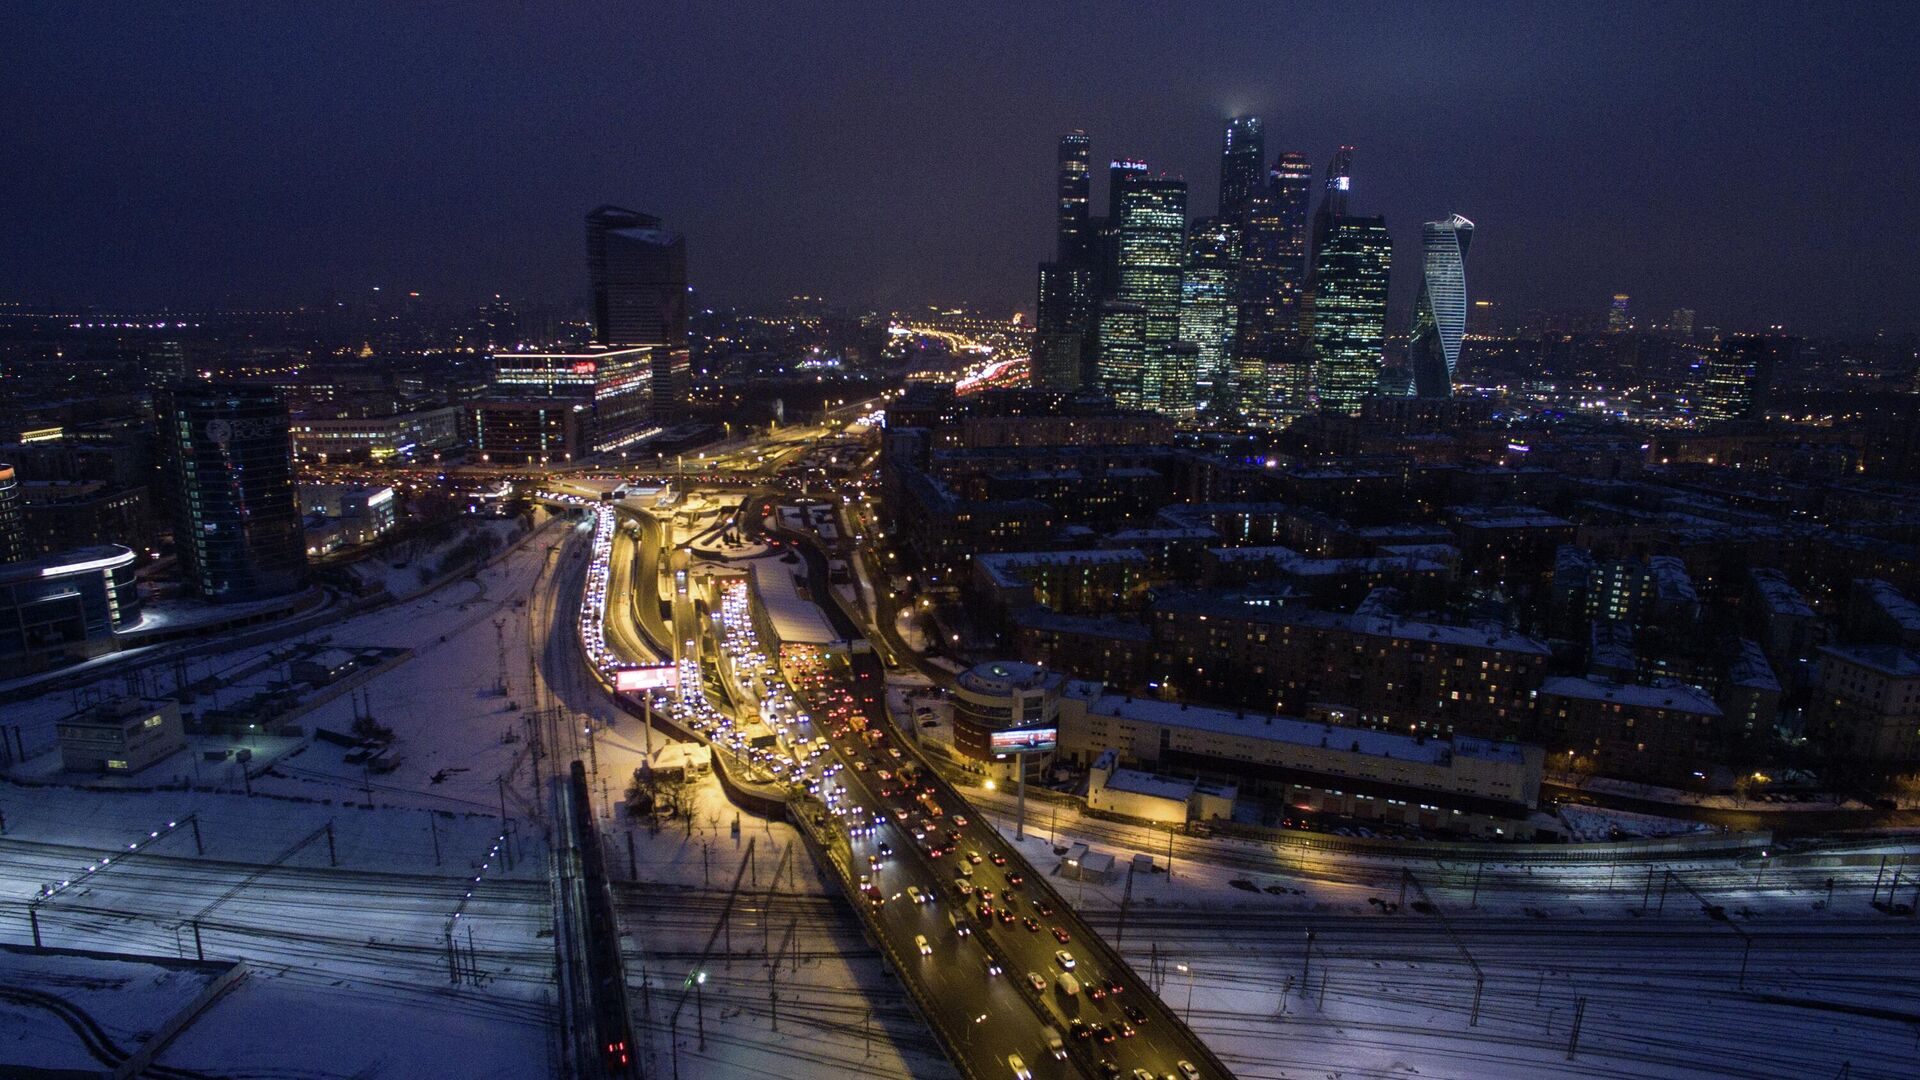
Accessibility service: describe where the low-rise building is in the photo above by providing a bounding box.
[0,544,142,673]
[1055,686,1542,837]
[56,697,186,774]
[1809,645,1920,770]
[1536,675,1725,785]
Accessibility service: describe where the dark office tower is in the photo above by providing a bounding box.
[0,464,24,564]
[1115,174,1188,415]
[1218,116,1265,218]
[1308,146,1355,262]
[1235,150,1315,420]
[1408,214,1475,398]
[143,340,190,392]
[1057,131,1092,264]
[1179,217,1240,415]
[1699,334,1792,423]
[1301,215,1392,415]
[1034,262,1094,391]
[586,205,690,420]
[155,384,307,603]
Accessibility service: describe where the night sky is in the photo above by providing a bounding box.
[5,2,1916,333]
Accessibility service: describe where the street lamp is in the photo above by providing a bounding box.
[1176,962,1194,1022]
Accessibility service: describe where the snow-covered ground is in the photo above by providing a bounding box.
[962,785,1920,1080]
[607,769,958,1080]
[0,514,582,1079]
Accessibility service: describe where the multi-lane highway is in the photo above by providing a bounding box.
[594,469,1235,1080]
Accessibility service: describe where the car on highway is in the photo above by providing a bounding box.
[990,852,1007,866]
[983,955,1002,976]
[1055,950,1075,970]
[1116,1021,1136,1039]
[1027,972,1047,993]
[1122,1004,1147,1025]
[1051,926,1070,943]
[967,850,983,864]
[1177,1062,1200,1080]
[906,886,926,904]
[1007,1053,1031,1080]
[1022,917,1040,932]
[915,934,931,955]
[1092,1023,1115,1044]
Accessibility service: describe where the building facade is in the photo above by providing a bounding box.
[1303,215,1393,414]
[155,384,308,603]
[1408,214,1474,399]
[586,205,690,420]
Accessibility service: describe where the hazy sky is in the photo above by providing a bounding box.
[4,2,1916,333]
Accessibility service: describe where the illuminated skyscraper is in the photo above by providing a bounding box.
[1218,116,1265,218]
[1034,261,1094,390]
[1114,173,1187,414]
[1236,150,1314,420]
[1302,215,1392,415]
[1699,334,1791,423]
[586,205,689,420]
[1408,214,1475,398]
[1179,216,1240,414]
[1095,302,1149,409]
[1161,342,1199,423]
[1608,293,1632,333]
[1056,131,1092,264]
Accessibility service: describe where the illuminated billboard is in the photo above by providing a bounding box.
[990,727,1057,755]
[615,665,679,692]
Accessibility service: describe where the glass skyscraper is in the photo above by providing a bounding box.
[1235,150,1315,420]
[1096,302,1150,409]
[1056,131,1092,264]
[1034,261,1093,391]
[586,205,689,420]
[1408,214,1475,399]
[1218,116,1265,218]
[156,383,308,603]
[1302,215,1393,415]
[1179,217,1240,415]
[1114,173,1187,414]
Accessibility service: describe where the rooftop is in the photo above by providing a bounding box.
[747,557,841,646]
[1066,687,1529,766]
[1539,675,1723,716]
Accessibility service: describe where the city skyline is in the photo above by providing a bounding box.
[4,3,1918,333]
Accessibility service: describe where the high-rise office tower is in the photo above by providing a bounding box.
[1056,131,1092,264]
[1161,342,1199,423]
[155,384,307,603]
[1408,214,1475,398]
[1179,217,1240,415]
[0,464,24,564]
[1034,261,1094,391]
[1608,294,1632,333]
[1302,215,1393,415]
[1107,159,1149,221]
[1699,334,1792,423]
[1235,150,1314,420]
[1308,146,1354,263]
[1114,173,1187,414]
[1670,308,1696,341]
[1095,302,1149,409]
[1218,116,1265,218]
[586,205,689,421]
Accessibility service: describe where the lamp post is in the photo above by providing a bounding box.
[1176,962,1194,1023]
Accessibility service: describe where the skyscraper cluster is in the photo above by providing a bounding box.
[1032,118,1475,423]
